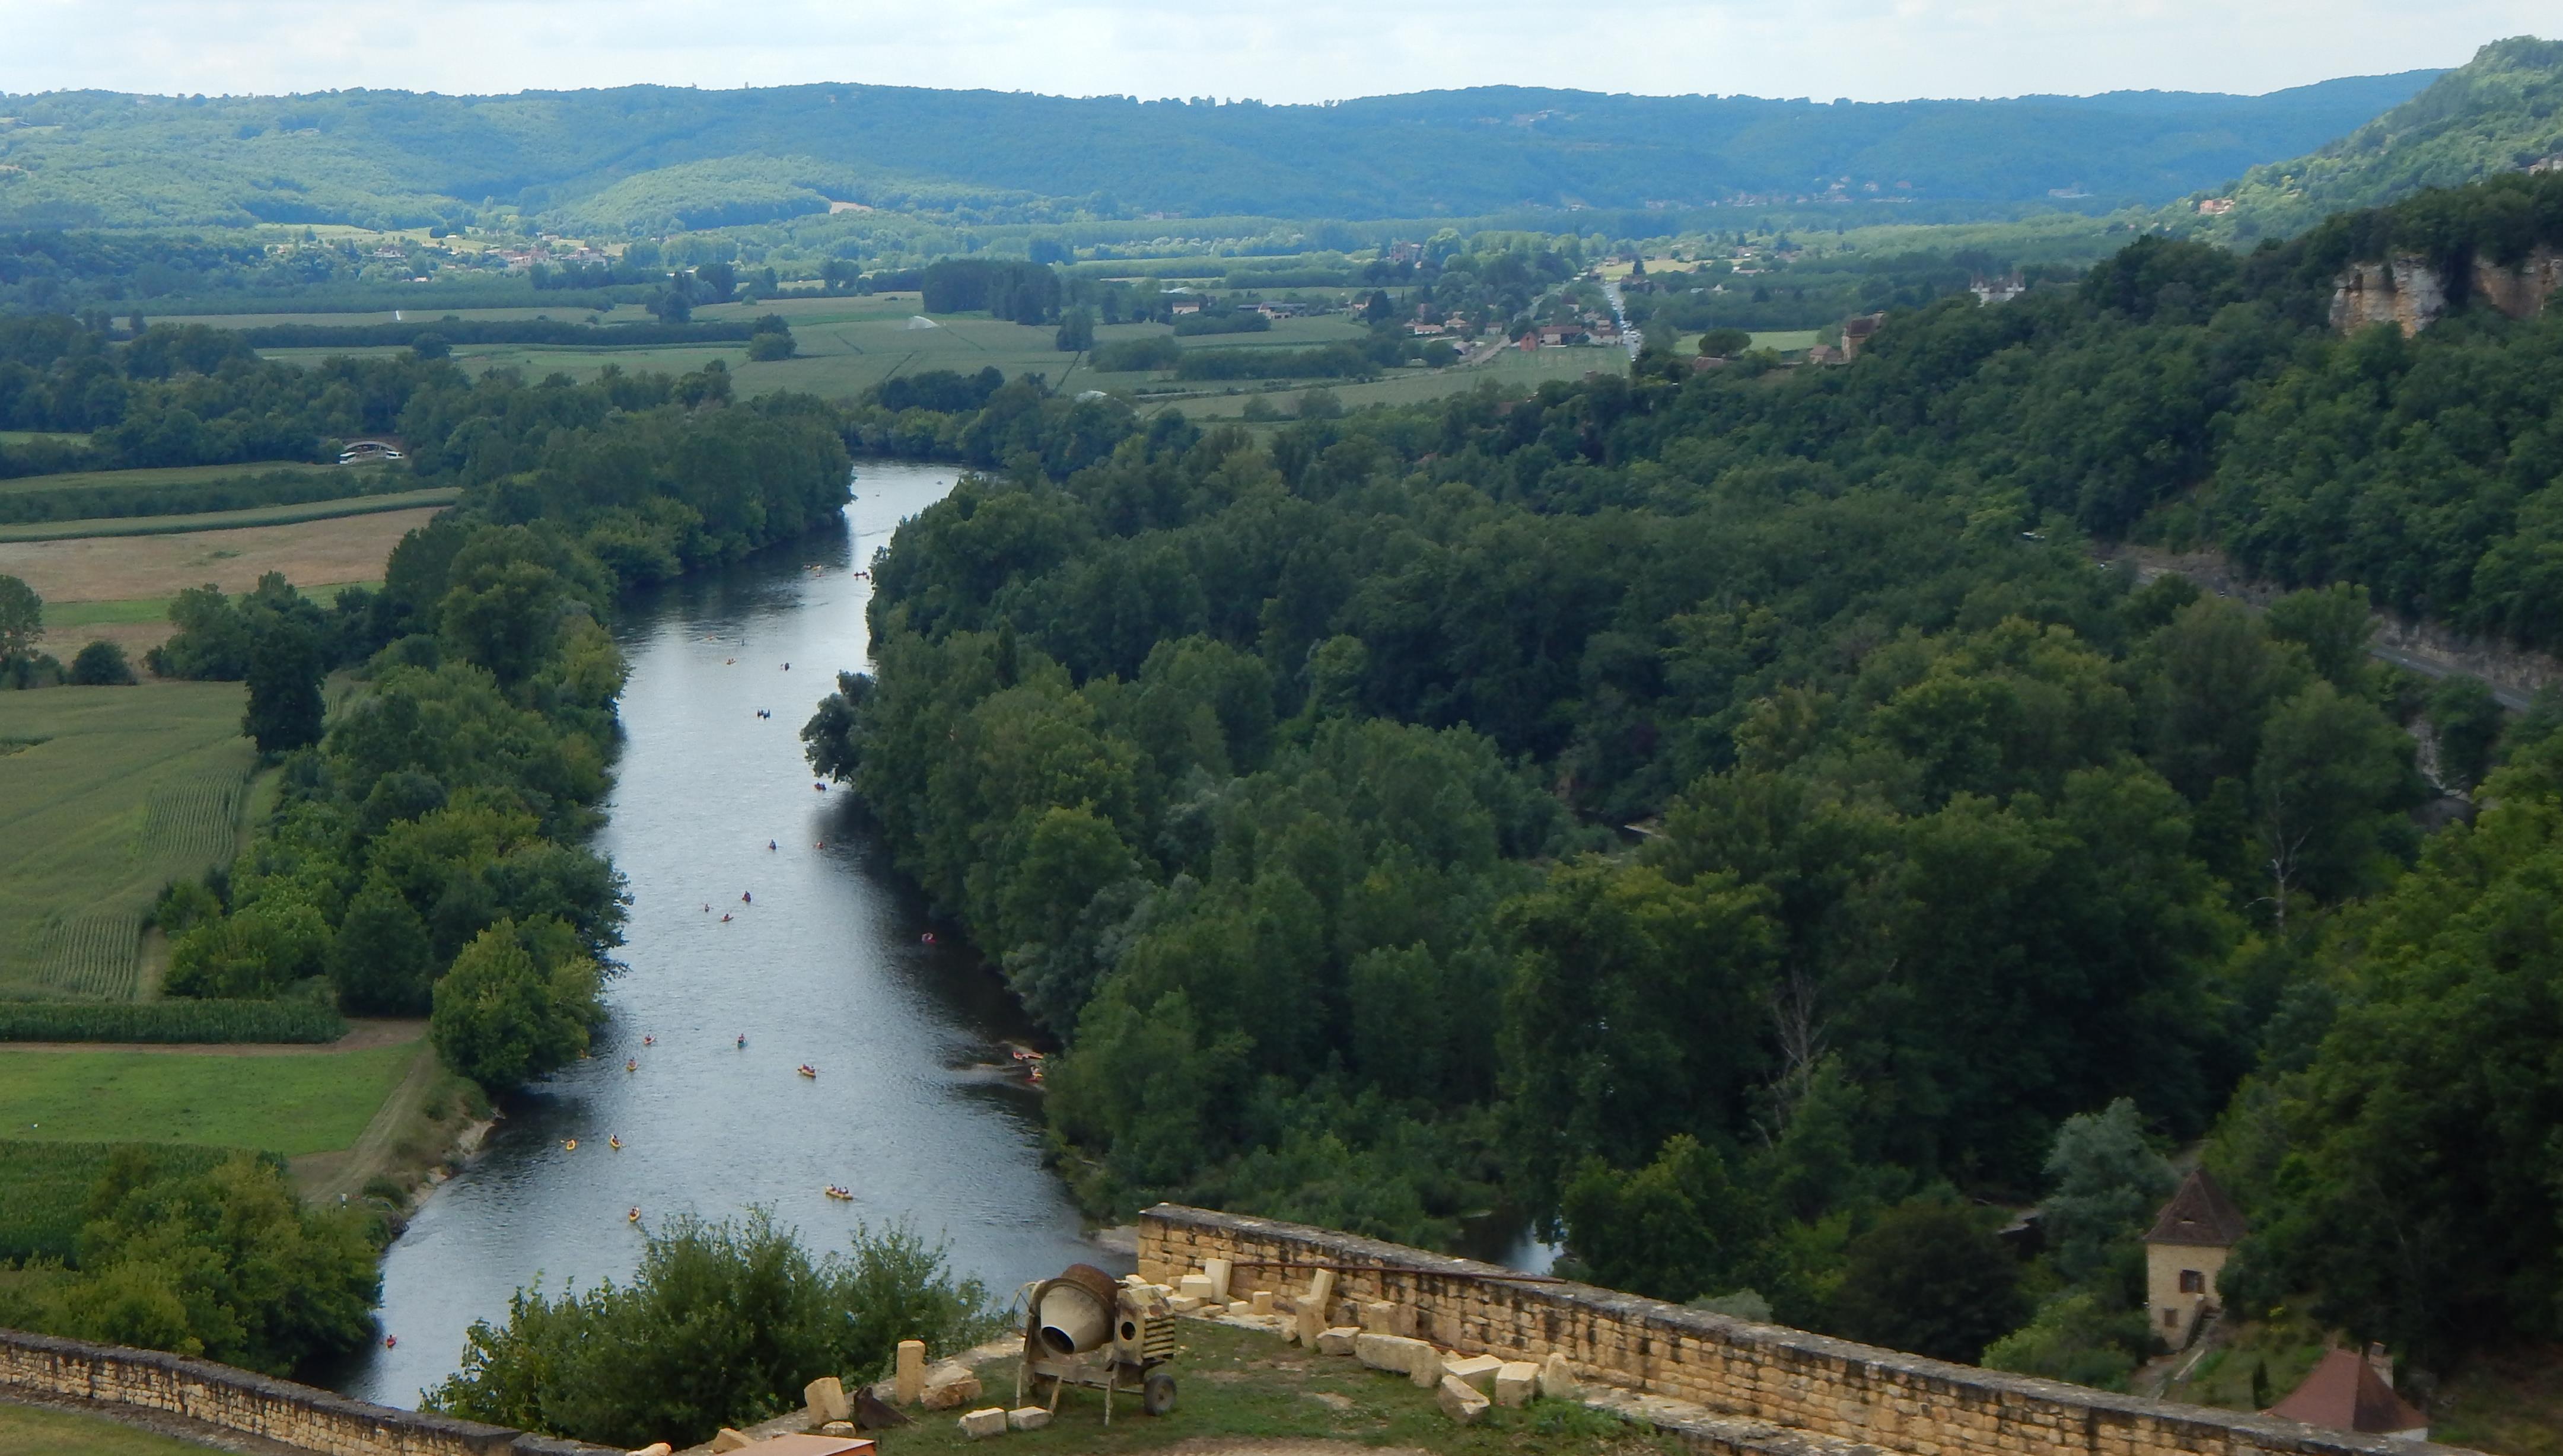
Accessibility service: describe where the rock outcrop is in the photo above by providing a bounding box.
[2332,246,2563,335]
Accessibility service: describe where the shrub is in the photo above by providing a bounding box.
[0,999,346,1043]
[68,640,137,685]
[426,1210,999,1449]
[1090,336,1183,372]
[746,330,796,362]
[0,1141,227,1263]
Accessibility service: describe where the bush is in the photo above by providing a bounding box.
[746,330,797,362]
[0,1141,227,1263]
[1982,1290,2158,1390]
[1825,1199,2030,1363]
[1091,336,1183,372]
[1171,311,1271,336]
[0,999,346,1044]
[68,639,137,685]
[426,1210,999,1449]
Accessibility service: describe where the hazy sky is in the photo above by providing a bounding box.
[0,0,2549,103]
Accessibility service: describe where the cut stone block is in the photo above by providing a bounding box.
[1360,1299,1394,1333]
[1007,1407,1052,1431]
[1177,1273,1215,1301]
[1297,1269,1336,1347]
[1494,1361,1539,1408]
[921,1361,983,1410]
[1443,1353,1502,1393]
[1437,1372,1491,1424]
[1204,1256,1232,1302]
[1317,1326,1361,1356]
[709,1430,751,1454]
[1539,1352,1580,1401]
[1250,1291,1273,1315]
[896,1339,927,1405]
[1354,1330,1435,1384]
[958,1406,1009,1439]
[804,1374,851,1422]
[820,1422,859,1436]
[1170,1294,1206,1314]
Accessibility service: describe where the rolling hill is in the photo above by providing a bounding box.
[0,71,2442,232]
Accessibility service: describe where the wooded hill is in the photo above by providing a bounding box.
[0,72,2438,232]
[2196,36,2563,238]
[805,168,2563,1392]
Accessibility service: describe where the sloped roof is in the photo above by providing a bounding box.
[2269,1349,2428,1435]
[2145,1167,2249,1247]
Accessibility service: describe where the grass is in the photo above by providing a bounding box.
[873,1320,1674,1456]
[2434,1345,2563,1456]
[1147,347,1611,420]
[0,506,432,614]
[0,487,458,543]
[0,1043,419,1155]
[0,683,256,999]
[0,1400,224,1454]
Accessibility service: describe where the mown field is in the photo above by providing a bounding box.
[0,504,439,606]
[0,1044,416,1154]
[0,683,256,999]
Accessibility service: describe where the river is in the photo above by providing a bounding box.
[343,461,1110,1407]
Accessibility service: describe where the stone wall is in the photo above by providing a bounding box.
[1141,1204,2476,1456]
[0,1327,613,1456]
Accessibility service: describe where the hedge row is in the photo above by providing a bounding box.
[0,1141,232,1262]
[236,318,756,349]
[0,1000,346,1043]
[0,467,393,525]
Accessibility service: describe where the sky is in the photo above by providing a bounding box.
[0,0,2550,104]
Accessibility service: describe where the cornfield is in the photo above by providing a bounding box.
[33,909,141,1001]
[0,999,345,1043]
[145,769,246,873]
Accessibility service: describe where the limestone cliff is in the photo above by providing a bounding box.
[2331,245,2563,335]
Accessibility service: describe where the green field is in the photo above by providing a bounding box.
[1147,346,1612,420]
[0,683,257,999]
[0,431,90,447]
[0,1400,223,1455]
[0,487,460,543]
[0,460,354,498]
[0,1044,416,1154]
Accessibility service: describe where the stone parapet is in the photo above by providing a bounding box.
[1139,1203,2478,1456]
[0,1326,617,1455]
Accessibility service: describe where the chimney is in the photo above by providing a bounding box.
[2365,1342,2394,1385]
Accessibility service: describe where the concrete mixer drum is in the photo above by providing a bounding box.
[1015,1263,1177,1423]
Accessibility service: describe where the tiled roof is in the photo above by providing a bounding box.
[2269,1349,2427,1435]
[2145,1167,2249,1247]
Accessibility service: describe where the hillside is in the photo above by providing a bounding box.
[2197,36,2563,237]
[0,72,2439,232]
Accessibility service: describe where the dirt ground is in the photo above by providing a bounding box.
[0,506,438,605]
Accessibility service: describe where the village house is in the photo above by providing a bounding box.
[2143,1168,2247,1348]
[1839,311,1887,361]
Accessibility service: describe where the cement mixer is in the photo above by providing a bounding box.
[1013,1263,1176,1422]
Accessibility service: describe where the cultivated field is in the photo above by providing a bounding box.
[0,503,440,605]
[0,486,456,543]
[0,459,349,497]
[0,684,257,999]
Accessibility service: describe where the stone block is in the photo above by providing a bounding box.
[921,1361,982,1410]
[1177,1274,1215,1301]
[1297,1269,1336,1347]
[895,1339,926,1405]
[958,1406,1009,1439]
[1205,1257,1233,1302]
[1540,1352,1580,1401]
[1250,1290,1273,1315]
[1494,1361,1538,1407]
[1007,1407,1051,1431]
[1317,1326,1361,1356]
[629,1445,674,1456]
[804,1374,851,1422]
[1361,1300,1394,1333]
[1354,1330,1436,1385]
[1170,1295,1206,1314]
[1443,1353,1502,1393]
[820,1422,858,1436]
[709,1430,751,1454]
[1437,1372,1491,1424]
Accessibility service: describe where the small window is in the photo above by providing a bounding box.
[2163,1307,2180,1327]
[2179,1269,2205,1293]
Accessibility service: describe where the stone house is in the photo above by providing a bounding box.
[2268,1345,2428,1441]
[2144,1168,2247,1348]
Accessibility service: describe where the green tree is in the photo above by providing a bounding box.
[429,918,601,1091]
[243,616,324,754]
[426,1211,995,1449]
[61,1148,379,1377]
[1559,1135,1765,1303]
[68,639,137,685]
[330,875,436,1015]
[164,901,330,998]
[1825,1200,2030,1363]
[1982,1291,2155,1390]
[2039,1097,2173,1286]
[1053,307,1095,352]
[2425,674,2502,793]
[2250,680,2416,922]
[0,572,39,668]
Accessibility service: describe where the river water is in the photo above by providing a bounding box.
[343,461,1110,1407]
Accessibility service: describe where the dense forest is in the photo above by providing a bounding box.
[0,72,2438,232]
[805,169,2563,1385]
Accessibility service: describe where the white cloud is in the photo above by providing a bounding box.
[0,0,2548,102]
